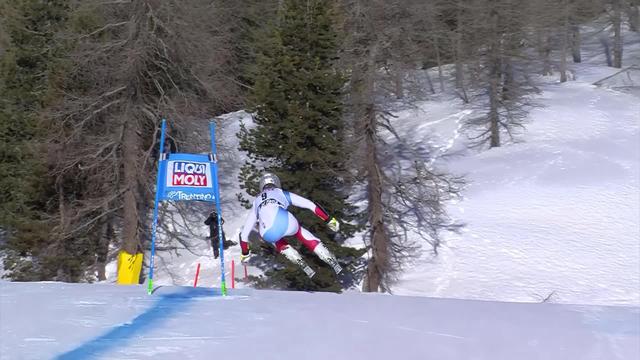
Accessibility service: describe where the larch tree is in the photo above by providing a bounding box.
[461,0,539,149]
[340,0,463,292]
[44,0,238,282]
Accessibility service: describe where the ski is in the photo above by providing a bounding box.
[295,258,316,278]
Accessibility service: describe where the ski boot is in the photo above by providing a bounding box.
[313,242,343,274]
[281,245,316,278]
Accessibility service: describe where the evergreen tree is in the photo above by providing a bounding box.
[238,0,364,292]
[218,0,280,92]
[0,0,69,280]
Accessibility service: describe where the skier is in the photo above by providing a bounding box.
[204,210,234,259]
[239,172,342,278]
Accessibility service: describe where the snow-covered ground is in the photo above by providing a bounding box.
[1,281,638,360]
[392,27,640,306]
[394,82,639,304]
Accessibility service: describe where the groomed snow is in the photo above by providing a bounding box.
[1,281,638,360]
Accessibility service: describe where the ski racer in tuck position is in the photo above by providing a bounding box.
[239,172,342,278]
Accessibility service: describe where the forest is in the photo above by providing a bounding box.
[0,0,637,292]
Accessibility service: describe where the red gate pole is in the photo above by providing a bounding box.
[193,262,201,287]
[231,259,235,289]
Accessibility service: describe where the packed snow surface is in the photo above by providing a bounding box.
[0,281,638,360]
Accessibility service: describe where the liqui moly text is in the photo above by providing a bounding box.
[170,161,209,187]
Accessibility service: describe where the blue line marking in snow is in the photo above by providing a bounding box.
[54,287,219,360]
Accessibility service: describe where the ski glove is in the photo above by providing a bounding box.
[327,217,340,232]
[240,250,252,264]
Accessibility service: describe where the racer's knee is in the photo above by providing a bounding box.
[295,227,320,251]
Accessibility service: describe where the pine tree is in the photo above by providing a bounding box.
[238,0,364,292]
[0,0,69,280]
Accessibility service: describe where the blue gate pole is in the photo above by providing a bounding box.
[147,119,167,295]
[209,121,227,296]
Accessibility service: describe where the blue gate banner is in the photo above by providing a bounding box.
[157,153,216,202]
[147,120,227,296]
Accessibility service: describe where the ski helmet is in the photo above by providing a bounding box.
[259,172,281,191]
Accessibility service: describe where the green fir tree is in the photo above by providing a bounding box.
[238,0,364,292]
[0,0,69,280]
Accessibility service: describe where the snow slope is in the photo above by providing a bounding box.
[1,281,638,360]
[393,78,640,305]
[389,28,640,305]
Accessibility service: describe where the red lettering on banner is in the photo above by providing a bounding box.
[197,175,207,186]
[173,174,185,185]
[172,173,208,187]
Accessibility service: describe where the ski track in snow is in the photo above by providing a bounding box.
[394,74,640,306]
[426,109,471,167]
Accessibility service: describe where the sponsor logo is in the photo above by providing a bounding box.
[166,191,214,201]
[258,198,285,210]
[170,161,208,187]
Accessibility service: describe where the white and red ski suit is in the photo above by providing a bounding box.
[239,187,341,276]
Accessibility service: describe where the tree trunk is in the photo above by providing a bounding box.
[628,0,639,32]
[455,60,464,89]
[362,104,388,293]
[470,57,482,88]
[570,24,581,63]
[489,9,501,148]
[96,214,113,281]
[456,65,469,103]
[434,37,445,92]
[424,70,435,94]
[560,3,569,83]
[502,58,513,100]
[454,3,465,90]
[454,5,469,103]
[393,61,404,99]
[350,38,391,293]
[122,116,141,256]
[489,71,500,148]
[54,178,71,281]
[613,0,623,68]
[537,29,552,76]
[601,37,612,67]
